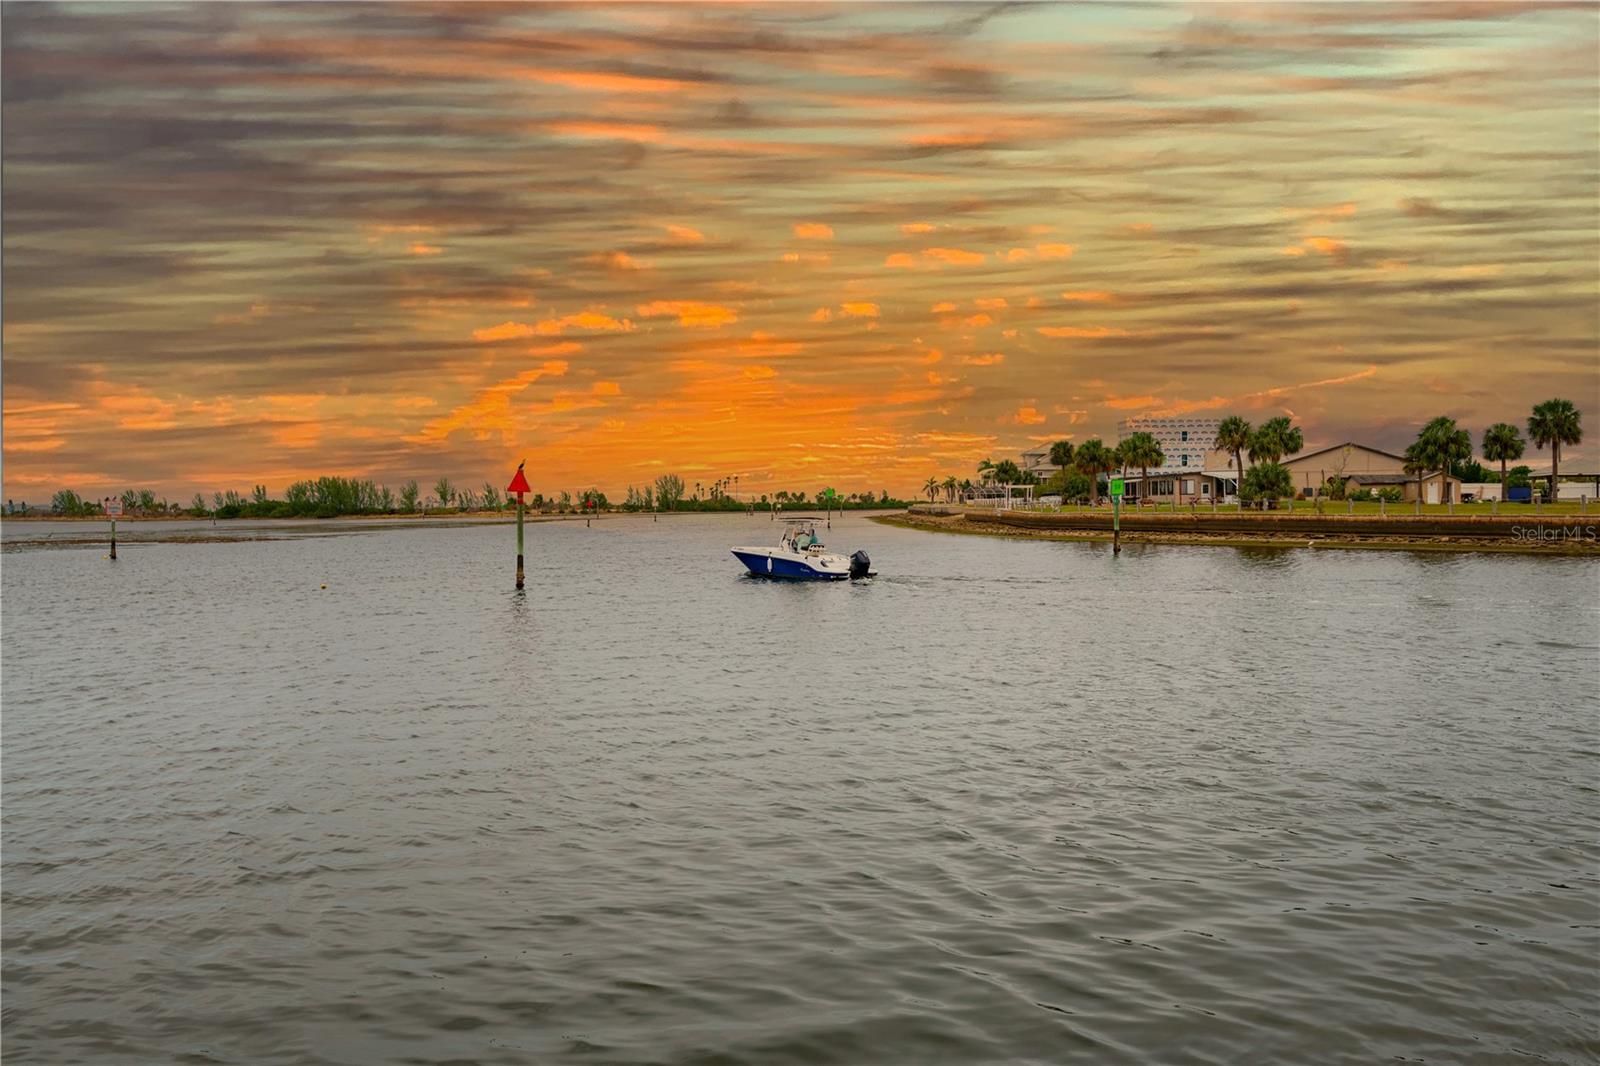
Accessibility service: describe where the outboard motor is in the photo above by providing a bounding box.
[849,550,872,579]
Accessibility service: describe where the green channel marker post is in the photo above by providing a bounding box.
[507,461,531,590]
[1110,477,1124,555]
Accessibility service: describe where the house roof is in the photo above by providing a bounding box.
[1289,441,1407,464]
[1345,472,1459,485]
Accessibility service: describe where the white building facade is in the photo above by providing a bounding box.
[1116,417,1223,474]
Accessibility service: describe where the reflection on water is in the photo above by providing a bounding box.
[3,515,1598,1065]
[1230,545,1298,571]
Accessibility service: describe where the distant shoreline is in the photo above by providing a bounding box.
[1,507,903,524]
[874,509,1600,556]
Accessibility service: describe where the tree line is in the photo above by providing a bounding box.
[32,471,913,519]
[618,474,907,512]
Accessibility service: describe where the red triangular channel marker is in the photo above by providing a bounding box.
[507,467,531,494]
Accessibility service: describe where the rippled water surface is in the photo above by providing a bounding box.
[4,514,1598,1064]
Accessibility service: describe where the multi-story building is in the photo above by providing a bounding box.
[1116,416,1224,475]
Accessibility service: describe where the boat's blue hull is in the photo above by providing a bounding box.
[732,549,849,580]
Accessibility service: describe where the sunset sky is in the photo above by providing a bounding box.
[3,1,1597,502]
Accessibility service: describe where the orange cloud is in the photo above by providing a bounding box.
[793,222,834,240]
[665,224,704,243]
[810,307,833,322]
[636,300,738,328]
[1282,236,1351,264]
[840,302,879,318]
[1062,291,1116,302]
[584,250,647,271]
[270,423,321,449]
[1304,236,1350,262]
[535,310,635,335]
[962,313,994,328]
[924,247,985,265]
[1004,248,1032,262]
[412,360,569,443]
[1037,326,1129,338]
[738,332,804,358]
[99,391,178,430]
[1011,405,1046,425]
[888,248,985,269]
[408,242,442,256]
[902,222,936,234]
[524,69,699,94]
[592,380,622,396]
[930,301,958,313]
[974,297,1008,310]
[1103,394,1163,410]
[473,320,538,341]
[1144,366,1380,418]
[961,353,1004,366]
[1036,243,1074,259]
[546,120,664,143]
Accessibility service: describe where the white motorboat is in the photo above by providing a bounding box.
[731,518,871,580]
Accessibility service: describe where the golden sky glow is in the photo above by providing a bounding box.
[3,2,1597,500]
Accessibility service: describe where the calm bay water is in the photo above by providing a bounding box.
[3,513,1597,1064]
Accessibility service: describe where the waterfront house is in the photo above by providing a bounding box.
[1019,444,1060,482]
[1116,441,1463,504]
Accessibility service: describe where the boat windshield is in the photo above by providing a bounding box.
[780,521,822,550]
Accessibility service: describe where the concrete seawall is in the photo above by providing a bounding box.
[898,505,1599,552]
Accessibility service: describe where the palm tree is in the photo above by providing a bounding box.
[1247,416,1303,465]
[942,475,958,502]
[923,477,939,502]
[1406,416,1473,503]
[1481,423,1525,502]
[1119,432,1164,504]
[976,457,996,484]
[1048,439,1075,473]
[1073,438,1116,506]
[1527,398,1583,501]
[1241,462,1293,508]
[1214,415,1251,498]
